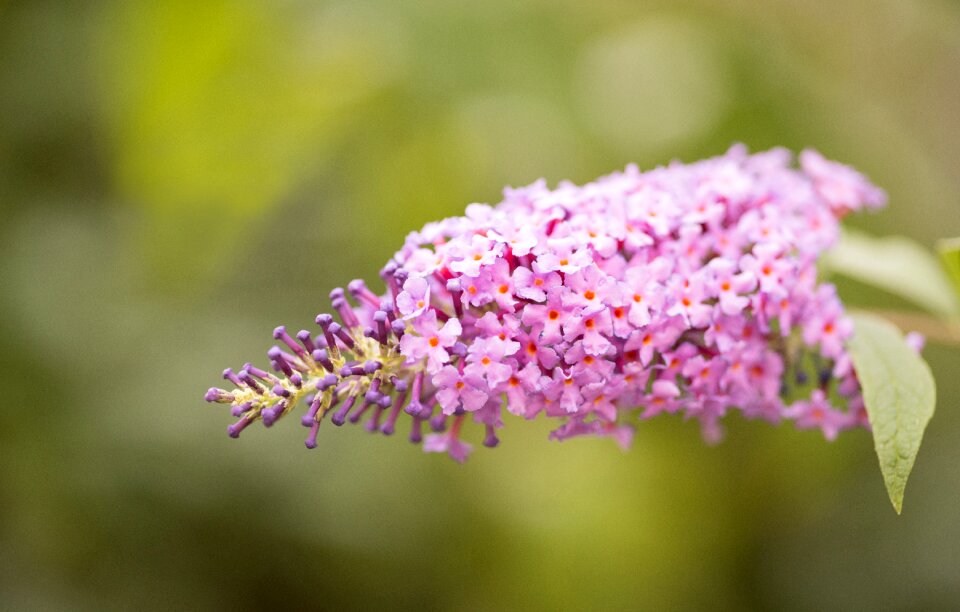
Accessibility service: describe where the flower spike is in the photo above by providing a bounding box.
[204,145,888,462]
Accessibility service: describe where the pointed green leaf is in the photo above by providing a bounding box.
[937,237,960,299]
[823,229,960,319]
[847,312,936,514]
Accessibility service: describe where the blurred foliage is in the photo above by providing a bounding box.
[1,0,959,610]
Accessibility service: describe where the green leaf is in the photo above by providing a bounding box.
[847,312,936,514]
[823,229,960,319]
[937,237,960,299]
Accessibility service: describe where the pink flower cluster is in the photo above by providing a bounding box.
[205,145,886,462]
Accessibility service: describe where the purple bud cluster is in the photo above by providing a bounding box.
[205,145,886,462]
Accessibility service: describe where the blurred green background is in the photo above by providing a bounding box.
[2,0,959,609]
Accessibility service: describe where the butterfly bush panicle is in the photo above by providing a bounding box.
[205,145,887,462]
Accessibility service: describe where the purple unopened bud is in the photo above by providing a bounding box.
[205,387,233,403]
[274,326,308,359]
[290,373,303,389]
[268,346,305,374]
[404,372,425,415]
[483,424,500,448]
[380,299,397,322]
[267,346,295,377]
[316,314,339,352]
[451,342,468,358]
[296,330,317,354]
[374,311,388,345]
[393,268,409,289]
[261,402,286,427]
[304,421,321,449]
[348,279,382,309]
[380,260,397,277]
[231,402,252,417]
[312,349,334,372]
[365,378,383,403]
[317,374,338,391]
[381,261,400,299]
[237,370,264,394]
[348,400,372,424]
[365,404,386,433]
[301,394,324,427]
[271,384,290,398]
[331,396,357,426]
[243,365,269,382]
[244,363,278,383]
[381,389,408,436]
[227,416,254,438]
[329,322,356,350]
[331,296,359,328]
[391,319,405,341]
[222,368,244,387]
[409,416,424,444]
[342,361,377,377]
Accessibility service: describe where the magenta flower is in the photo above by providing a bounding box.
[396,276,431,319]
[503,362,546,417]
[450,234,501,277]
[784,390,850,441]
[204,145,888,461]
[512,266,560,302]
[433,365,488,414]
[708,258,757,316]
[465,337,518,388]
[398,310,461,374]
[562,264,618,313]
